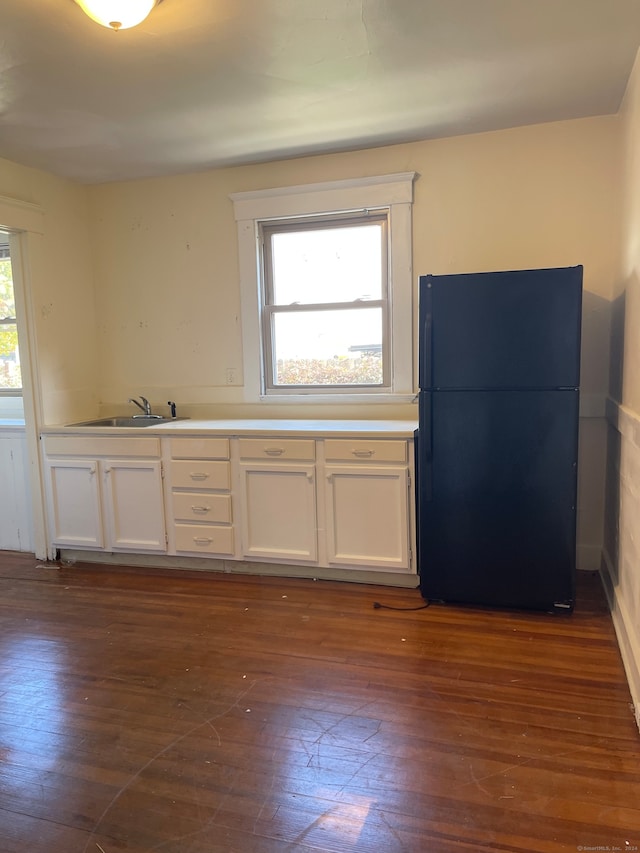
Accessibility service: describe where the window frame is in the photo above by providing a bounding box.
[259,211,391,393]
[231,172,416,404]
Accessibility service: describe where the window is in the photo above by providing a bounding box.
[232,172,416,401]
[260,213,389,391]
[0,244,21,393]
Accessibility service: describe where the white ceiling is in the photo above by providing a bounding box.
[2,0,640,184]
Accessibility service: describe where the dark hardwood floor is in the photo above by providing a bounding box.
[0,552,638,853]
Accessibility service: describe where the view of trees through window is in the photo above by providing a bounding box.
[263,216,388,389]
[0,250,21,391]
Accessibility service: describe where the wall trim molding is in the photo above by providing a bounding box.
[230,171,418,220]
[600,546,640,732]
[605,396,640,447]
[601,396,640,732]
[0,194,45,234]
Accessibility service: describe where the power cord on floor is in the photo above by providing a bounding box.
[372,601,430,611]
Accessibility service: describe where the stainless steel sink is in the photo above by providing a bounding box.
[67,416,189,428]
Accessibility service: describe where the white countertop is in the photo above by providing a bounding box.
[42,418,418,438]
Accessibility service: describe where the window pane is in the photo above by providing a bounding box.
[272,308,383,386]
[270,223,383,305]
[0,325,21,389]
[0,258,16,319]
[0,256,20,390]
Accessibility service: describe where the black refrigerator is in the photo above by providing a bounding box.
[416,266,582,613]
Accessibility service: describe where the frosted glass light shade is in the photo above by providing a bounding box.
[75,0,158,31]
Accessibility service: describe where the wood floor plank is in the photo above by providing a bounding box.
[0,551,638,852]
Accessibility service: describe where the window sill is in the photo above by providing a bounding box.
[258,392,418,405]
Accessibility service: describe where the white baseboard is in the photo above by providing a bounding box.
[600,547,640,732]
[57,549,420,588]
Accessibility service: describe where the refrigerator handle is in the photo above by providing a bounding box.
[419,393,433,502]
[420,280,433,389]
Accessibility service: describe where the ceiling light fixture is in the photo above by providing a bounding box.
[74,0,160,31]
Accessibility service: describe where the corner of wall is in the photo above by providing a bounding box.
[600,543,640,732]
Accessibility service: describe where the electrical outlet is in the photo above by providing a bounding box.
[225,368,237,385]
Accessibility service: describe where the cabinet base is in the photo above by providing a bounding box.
[57,549,419,588]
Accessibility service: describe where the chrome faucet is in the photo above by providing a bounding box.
[128,395,152,416]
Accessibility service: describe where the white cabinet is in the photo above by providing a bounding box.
[102,459,166,551]
[42,436,166,554]
[240,462,317,561]
[323,439,412,571]
[44,457,104,548]
[166,437,235,557]
[238,438,317,562]
[236,435,413,572]
[325,465,410,569]
[40,426,416,579]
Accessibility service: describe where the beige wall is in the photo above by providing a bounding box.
[87,115,619,568]
[604,49,640,729]
[89,118,619,409]
[0,155,97,425]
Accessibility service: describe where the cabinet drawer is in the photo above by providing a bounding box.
[169,437,229,460]
[43,435,160,458]
[170,460,230,490]
[324,439,407,463]
[172,492,232,523]
[174,524,234,555]
[238,438,315,461]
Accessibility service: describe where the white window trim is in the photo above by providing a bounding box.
[231,172,416,404]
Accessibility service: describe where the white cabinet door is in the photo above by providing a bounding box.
[44,457,166,553]
[44,458,104,548]
[239,462,317,562]
[102,459,166,552]
[325,465,410,570]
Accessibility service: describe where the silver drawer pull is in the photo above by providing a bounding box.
[189,472,209,480]
[191,505,211,514]
[352,449,374,457]
[193,537,213,545]
[264,447,284,456]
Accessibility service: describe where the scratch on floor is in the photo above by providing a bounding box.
[252,770,280,835]
[81,680,258,853]
[283,806,337,851]
[309,698,378,746]
[147,786,237,853]
[378,809,408,846]
[336,751,380,796]
[204,719,222,746]
[468,763,495,798]
[362,719,383,743]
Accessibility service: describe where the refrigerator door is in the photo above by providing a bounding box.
[417,388,579,611]
[419,266,582,391]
